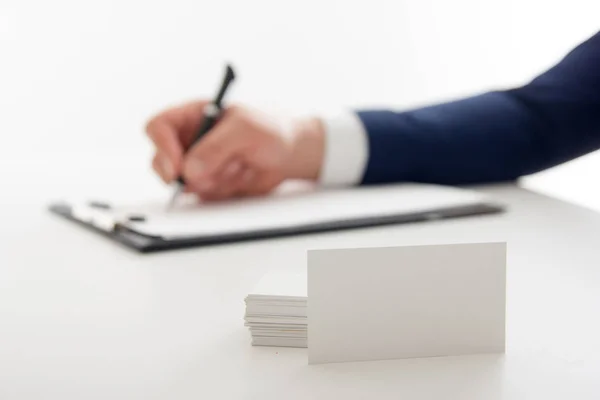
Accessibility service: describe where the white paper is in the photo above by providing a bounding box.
[307,242,506,364]
[67,183,491,239]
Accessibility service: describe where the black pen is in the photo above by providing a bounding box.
[167,64,236,208]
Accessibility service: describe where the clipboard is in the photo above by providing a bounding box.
[48,183,504,253]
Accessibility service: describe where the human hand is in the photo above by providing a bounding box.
[146,101,324,201]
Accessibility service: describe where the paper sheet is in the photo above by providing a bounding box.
[67,183,491,239]
[307,242,506,364]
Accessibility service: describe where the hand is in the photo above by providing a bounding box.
[146,101,325,201]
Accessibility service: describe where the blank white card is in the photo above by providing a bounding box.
[307,242,506,364]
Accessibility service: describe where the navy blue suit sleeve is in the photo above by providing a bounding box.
[358,31,600,185]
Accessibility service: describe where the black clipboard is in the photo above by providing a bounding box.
[49,199,503,253]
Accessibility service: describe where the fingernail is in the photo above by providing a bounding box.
[160,157,174,180]
[187,159,204,179]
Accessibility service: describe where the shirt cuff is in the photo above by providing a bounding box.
[318,112,369,187]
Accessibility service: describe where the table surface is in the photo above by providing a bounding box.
[1,183,599,399]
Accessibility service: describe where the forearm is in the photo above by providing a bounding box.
[358,91,546,185]
[361,80,600,185]
[337,31,600,186]
[288,31,600,187]
[287,89,561,186]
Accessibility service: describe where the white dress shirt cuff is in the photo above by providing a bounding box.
[318,112,369,187]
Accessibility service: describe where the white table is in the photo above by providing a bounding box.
[1,184,599,399]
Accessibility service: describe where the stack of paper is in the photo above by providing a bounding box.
[244,243,506,357]
[244,271,308,348]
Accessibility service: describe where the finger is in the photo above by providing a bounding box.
[184,160,241,195]
[146,120,183,181]
[197,168,279,201]
[198,191,234,203]
[192,162,244,201]
[146,101,211,178]
[182,115,248,184]
[151,152,175,183]
[196,183,238,202]
[225,164,255,194]
[189,159,248,201]
[237,171,282,198]
[186,176,216,194]
[146,100,210,145]
[232,169,260,197]
[219,159,244,181]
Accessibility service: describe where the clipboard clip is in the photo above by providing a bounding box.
[71,203,120,232]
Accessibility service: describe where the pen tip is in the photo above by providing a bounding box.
[167,184,184,211]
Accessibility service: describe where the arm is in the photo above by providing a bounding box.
[346,31,600,185]
[146,32,600,200]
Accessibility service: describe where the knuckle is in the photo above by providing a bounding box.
[228,105,249,125]
[193,141,221,161]
[227,104,243,116]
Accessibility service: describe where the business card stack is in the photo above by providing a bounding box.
[244,271,308,348]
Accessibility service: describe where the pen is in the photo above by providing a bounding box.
[167,64,236,208]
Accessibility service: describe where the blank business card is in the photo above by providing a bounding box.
[307,242,506,364]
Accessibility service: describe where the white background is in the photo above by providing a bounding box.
[2,0,600,208]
